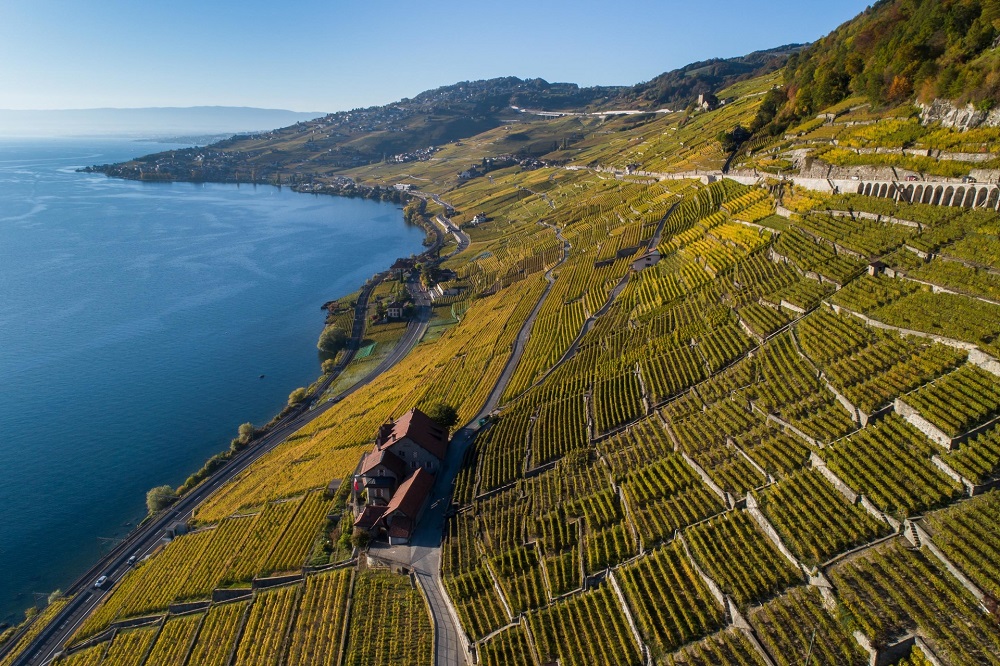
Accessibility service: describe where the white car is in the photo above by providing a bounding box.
[93,575,108,589]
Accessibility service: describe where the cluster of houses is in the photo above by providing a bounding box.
[389,146,438,164]
[352,408,449,545]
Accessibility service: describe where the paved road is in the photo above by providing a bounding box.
[434,215,470,259]
[368,222,569,665]
[12,280,433,666]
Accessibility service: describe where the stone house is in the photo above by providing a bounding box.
[352,408,449,544]
[386,300,406,319]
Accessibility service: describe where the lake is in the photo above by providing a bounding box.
[0,138,425,623]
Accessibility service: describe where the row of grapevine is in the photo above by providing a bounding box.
[733,424,809,478]
[142,614,200,666]
[100,626,157,666]
[531,395,588,467]
[757,468,889,567]
[663,628,768,666]
[902,364,1000,438]
[233,584,300,665]
[286,568,352,666]
[798,212,913,257]
[737,302,790,338]
[638,345,706,404]
[491,545,547,615]
[475,405,532,492]
[186,601,247,666]
[76,490,333,639]
[342,570,432,666]
[685,511,803,608]
[941,425,1000,484]
[749,586,868,666]
[617,542,725,657]
[444,567,509,641]
[526,584,642,666]
[592,372,644,435]
[796,307,875,366]
[599,416,674,479]
[830,539,1000,663]
[822,414,964,517]
[478,624,536,666]
[925,492,1000,601]
[823,334,966,415]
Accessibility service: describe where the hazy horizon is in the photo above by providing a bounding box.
[0,106,325,138]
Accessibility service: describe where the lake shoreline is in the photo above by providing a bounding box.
[0,141,429,624]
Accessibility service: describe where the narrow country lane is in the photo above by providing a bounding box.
[368,221,571,665]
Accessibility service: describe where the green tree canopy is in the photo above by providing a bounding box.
[317,325,348,353]
[288,387,307,405]
[426,402,459,430]
[146,485,178,514]
[237,422,255,444]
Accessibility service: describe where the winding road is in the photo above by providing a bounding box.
[368,221,570,665]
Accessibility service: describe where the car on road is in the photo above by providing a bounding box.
[93,575,108,589]
[126,555,137,565]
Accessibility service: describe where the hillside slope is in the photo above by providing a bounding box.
[780,0,1000,120]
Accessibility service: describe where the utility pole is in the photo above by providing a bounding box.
[803,626,817,665]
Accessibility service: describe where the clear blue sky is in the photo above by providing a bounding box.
[0,0,871,112]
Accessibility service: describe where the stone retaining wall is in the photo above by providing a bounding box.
[745,494,807,576]
[679,451,730,507]
[212,587,253,603]
[252,573,303,590]
[809,452,859,503]
[167,600,211,615]
[894,397,954,450]
[906,519,990,611]
[676,534,726,608]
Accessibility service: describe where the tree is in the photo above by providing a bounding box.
[716,125,751,153]
[237,422,255,444]
[426,402,459,430]
[288,387,307,405]
[351,528,371,549]
[321,358,337,374]
[317,325,347,353]
[146,485,178,514]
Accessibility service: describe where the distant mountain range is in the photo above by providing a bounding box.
[0,106,326,138]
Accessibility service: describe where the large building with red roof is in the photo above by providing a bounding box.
[352,408,449,544]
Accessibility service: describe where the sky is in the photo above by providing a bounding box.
[0,0,872,113]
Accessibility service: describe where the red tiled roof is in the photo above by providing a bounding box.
[382,467,434,521]
[387,517,414,539]
[354,505,387,530]
[359,448,407,479]
[377,408,449,460]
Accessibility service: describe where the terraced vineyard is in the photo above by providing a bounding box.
[23,25,1000,666]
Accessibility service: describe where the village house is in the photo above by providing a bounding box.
[352,408,449,544]
[431,283,463,301]
[386,300,406,319]
[389,257,415,278]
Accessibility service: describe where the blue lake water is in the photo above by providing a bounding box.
[0,138,424,623]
